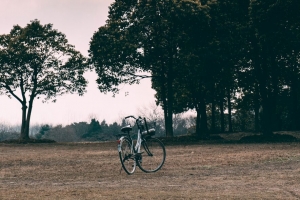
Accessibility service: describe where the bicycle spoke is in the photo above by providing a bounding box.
[119,137,136,174]
[118,116,166,174]
[137,137,166,173]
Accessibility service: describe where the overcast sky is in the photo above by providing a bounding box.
[0,0,157,126]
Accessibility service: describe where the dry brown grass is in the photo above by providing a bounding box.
[1,138,300,199]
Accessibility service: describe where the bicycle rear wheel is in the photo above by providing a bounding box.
[119,137,136,175]
[137,137,166,173]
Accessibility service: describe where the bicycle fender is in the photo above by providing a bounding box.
[117,136,125,152]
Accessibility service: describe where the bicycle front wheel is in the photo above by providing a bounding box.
[138,137,166,173]
[119,137,136,175]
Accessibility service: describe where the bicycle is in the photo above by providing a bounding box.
[117,115,166,175]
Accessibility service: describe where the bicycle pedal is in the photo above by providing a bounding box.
[134,152,143,159]
[135,152,144,156]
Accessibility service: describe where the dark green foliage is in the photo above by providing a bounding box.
[35,124,51,139]
[82,119,102,138]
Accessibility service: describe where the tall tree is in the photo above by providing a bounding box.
[248,0,300,135]
[172,0,249,136]
[277,51,300,130]
[89,0,209,137]
[167,0,211,138]
[149,0,210,137]
[0,20,88,140]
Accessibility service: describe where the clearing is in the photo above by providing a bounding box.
[1,135,300,199]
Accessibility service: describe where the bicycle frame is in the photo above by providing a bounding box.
[117,116,144,155]
[118,115,166,174]
[135,128,142,153]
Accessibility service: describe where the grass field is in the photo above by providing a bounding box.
[1,135,300,199]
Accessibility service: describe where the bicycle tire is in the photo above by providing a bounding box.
[119,137,136,175]
[137,137,166,173]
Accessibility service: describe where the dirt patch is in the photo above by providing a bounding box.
[1,139,300,199]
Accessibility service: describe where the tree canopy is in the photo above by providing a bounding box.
[0,20,89,140]
[89,0,300,138]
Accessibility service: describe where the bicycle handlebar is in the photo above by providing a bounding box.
[124,115,152,134]
[125,115,144,121]
[125,115,136,119]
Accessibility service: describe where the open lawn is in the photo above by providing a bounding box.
[1,136,300,199]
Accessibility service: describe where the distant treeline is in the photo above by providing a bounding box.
[1,107,284,142]
[0,114,192,142]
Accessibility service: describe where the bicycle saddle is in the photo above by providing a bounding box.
[121,125,132,133]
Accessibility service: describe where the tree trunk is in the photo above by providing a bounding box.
[19,99,34,140]
[165,112,173,137]
[291,78,300,130]
[270,58,279,131]
[200,98,208,138]
[165,37,174,137]
[227,87,233,133]
[260,55,278,136]
[220,95,225,133]
[211,100,216,134]
[166,69,173,137]
[160,82,171,137]
[20,105,30,140]
[254,83,260,132]
[160,75,173,137]
[261,97,273,136]
[25,98,34,138]
[250,25,273,136]
[259,62,273,136]
[195,107,201,137]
